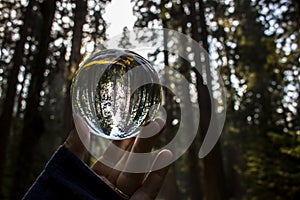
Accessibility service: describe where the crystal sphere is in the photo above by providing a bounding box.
[71,49,161,140]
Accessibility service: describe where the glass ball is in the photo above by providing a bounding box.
[71,49,161,140]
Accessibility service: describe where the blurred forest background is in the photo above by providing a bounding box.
[0,0,299,199]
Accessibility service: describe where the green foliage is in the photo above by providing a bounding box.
[213,0,300,199]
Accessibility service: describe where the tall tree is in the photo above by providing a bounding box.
[10,0,58,198]
[63,0,88,134]
[118,26,134,49]
[132,0,228,199]
[189,0,228,199]
[208,0,300,198]
[0,1,36,187]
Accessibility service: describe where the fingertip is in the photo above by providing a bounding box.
[131,149,172,200]
[158,149,173,160]
[153,149,173,170]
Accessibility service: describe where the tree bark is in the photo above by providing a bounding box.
[0,0,35,190]
[10,1,58,198]
[187,138,203,200]
[162,21,181,199]
[164,164,180,200]
[63,0,87,135]
[178,8,204,200]
[189,0,228,199]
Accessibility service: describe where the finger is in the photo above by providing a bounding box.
[93,117,165,176]
[106,145,132,185]
[92,138,134,180]
[116,119,164,196]
[112,118,165,184]
[130,149,173,200]
[64,114,90,160]
[138,118,166,139]
[132,118,164,153]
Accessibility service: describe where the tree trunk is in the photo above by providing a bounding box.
[162,22,181,200]
[187,139,203,200]
[164,164,180,200]
[10,1,58,198]
[178,10,204,200]
[63,0,88,135]
[0,0,35,190]
[189,0,228,199]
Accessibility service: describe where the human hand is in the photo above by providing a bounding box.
[64,114,172,200]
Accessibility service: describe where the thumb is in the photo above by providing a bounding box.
[64,114,90,160]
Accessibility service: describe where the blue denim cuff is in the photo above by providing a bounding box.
[23,145,125,200]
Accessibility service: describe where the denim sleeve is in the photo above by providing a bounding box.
[23,146,125,200]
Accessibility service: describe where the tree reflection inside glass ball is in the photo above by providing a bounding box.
[71,49,161,140]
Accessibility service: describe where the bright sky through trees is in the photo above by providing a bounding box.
[103,0,137,38]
